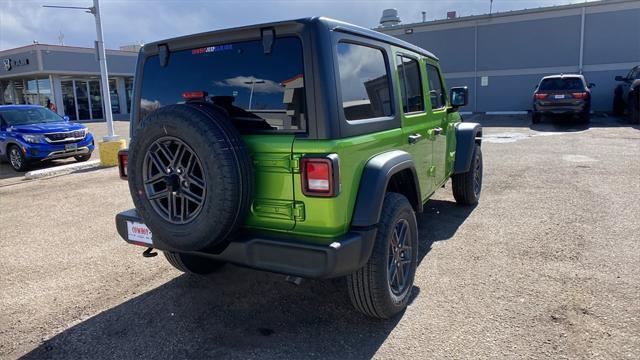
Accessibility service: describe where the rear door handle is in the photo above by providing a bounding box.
[408,134,423,144]
[433,127,442,135]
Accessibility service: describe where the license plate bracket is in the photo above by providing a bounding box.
[127,221,153,245]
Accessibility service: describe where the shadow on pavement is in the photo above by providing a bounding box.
[21,199,474,360]
[466,113,633,133]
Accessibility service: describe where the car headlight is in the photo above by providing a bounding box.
[22,134,44,143]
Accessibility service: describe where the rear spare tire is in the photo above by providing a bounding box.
[128,103,253,251]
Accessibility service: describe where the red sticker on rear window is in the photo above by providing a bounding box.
[192,44,233,55]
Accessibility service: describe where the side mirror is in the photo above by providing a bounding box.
[63,115,70,121]
[615,75,625,81]
[588,83,595,88]
[450,86,468,108]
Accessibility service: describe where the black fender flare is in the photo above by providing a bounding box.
[453,122,482,174]
[351,150,422,228]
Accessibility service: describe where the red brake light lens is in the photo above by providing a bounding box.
[301,156,339,197]
[572,92,588,99]
[118,150,128,180]
[181,91,207,100]
[534,93,548,100]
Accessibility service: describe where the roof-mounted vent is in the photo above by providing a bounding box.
[380,8,401,27]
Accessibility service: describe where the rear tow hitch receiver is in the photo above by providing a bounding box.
[142,247,158,258]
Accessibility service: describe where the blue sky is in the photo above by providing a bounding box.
[0,0,592,51]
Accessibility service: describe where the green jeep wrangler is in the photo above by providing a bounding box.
[115,17,483,319]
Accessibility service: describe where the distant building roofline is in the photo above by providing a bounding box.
[0,43,138,56]
[374,0,635,31]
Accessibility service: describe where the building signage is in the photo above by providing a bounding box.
[2,57,30,71]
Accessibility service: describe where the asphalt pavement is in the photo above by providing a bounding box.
[0,115,638,359]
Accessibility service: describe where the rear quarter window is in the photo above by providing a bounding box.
[336,42,392,121]
[139,37,306,133]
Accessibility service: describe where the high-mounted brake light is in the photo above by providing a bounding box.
[300,155,340,197]
[572,92,588,99]
[182,91,208,100]
[118,149,128,180]
[534,93,548,100]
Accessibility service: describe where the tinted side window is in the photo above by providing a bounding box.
[337,42,392,121]
[397,55,424,113]
[426,64,445,109]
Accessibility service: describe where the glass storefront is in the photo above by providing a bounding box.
[1,76,133,121]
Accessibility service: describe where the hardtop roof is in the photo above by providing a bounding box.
[143,17,438,61]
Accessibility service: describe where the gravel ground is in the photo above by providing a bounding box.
[0,116,638,359]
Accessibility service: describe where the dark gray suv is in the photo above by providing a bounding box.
[613,65,640,124]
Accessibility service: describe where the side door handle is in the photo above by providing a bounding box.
[408,133,423,144]
[433,127,442,136]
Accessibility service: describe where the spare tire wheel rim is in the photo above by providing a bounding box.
[142,136,206,224]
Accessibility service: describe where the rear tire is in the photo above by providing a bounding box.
[580,112,590,124]
[347,192,418,319]
[631,92,640,124]
[531,112,541,124]
[452,144,483,205]
[164,251,226,275]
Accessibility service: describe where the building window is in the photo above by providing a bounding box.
[336,42,392,121]
[396,55,424,113]
[109,79,120,114]
[125,77,133,113]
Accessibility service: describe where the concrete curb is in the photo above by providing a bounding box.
[24,160,102,180]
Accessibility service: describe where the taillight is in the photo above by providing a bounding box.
[572,92,588,99]
[182,91,208,101]
[534,93,548,100]
[118,149,128,180]
[300,155,340,197]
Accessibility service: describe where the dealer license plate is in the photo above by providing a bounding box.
[65,143,78,151]
[127,221,153,245]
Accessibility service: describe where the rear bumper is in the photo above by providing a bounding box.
[115,209,377,279]
[534,103,588,115]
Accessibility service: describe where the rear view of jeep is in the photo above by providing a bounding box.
[116,18,482,319]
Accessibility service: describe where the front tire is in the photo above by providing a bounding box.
[612,91,625,116]
[347,192,418,319]
[164,251,226,275]
[8,145,28,172]
[452,143,483,205]
[74,154,91,162]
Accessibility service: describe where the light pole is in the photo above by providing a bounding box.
[44,0,118,141]
[243,79,265,110]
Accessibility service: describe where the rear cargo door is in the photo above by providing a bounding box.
[242,135,297,231]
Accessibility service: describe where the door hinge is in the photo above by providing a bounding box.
[290,154,301,172]
[293,202,305,221]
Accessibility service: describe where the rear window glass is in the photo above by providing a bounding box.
[538,78,584,91]
[336,42,392,121]
[139,37,305,132]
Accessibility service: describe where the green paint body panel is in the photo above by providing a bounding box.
[239,47,463,245]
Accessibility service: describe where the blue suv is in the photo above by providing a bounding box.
[0,105,95,171]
